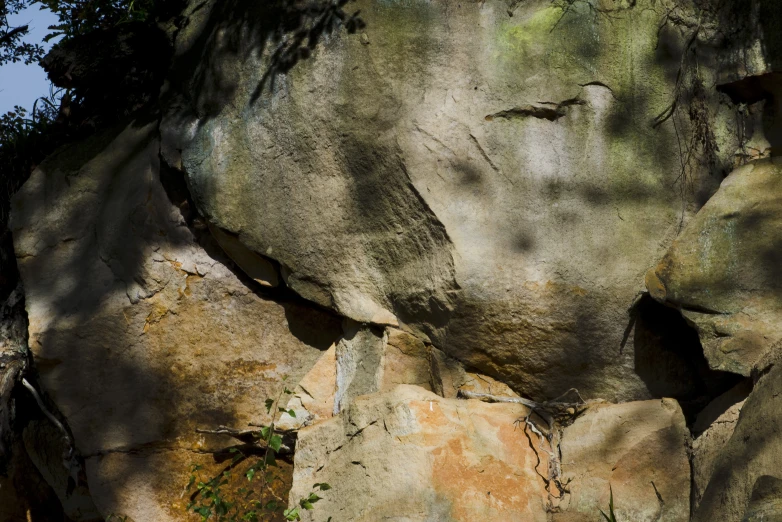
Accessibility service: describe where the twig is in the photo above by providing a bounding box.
[21,378,72,453]
[195,425,295,454]
[460,388,585,502]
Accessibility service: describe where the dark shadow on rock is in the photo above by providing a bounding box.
[631,294,743,425]
[719,72,782,156]
[163,0,364,128]
[158,156,343,352]
[6,114,344,517]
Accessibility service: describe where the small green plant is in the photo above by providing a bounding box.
[185,379,330,521]
[600,485,617,522]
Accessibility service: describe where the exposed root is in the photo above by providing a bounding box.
[21,378,72,455]
[458,388,587,506]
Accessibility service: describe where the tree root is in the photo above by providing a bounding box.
[458,388,588,506]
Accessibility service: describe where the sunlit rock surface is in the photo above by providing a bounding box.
[160,0,734,402]
[646,159,782,376]
[289,385,551,521]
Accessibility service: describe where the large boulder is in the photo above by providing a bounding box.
[646,159,782,376]
[693,364,782,522]
[290,387,692,522]
[289,385,551,521]
[159,0,736,402]
[691,382,751,512]
[9,120,342,519]
[555,399,691,522]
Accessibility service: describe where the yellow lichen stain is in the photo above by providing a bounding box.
[571,285,588,297]
[143,303,170,333]
[198,383,217,394]
[178,274,200,299]
[224,359,277,377]
[495,7,562,59]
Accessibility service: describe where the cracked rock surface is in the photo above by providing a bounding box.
[290,385,551,522]
[160,0,734,402]
[9,120,342,519]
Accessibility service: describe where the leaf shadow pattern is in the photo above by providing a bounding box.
[7,114,343,518]
[163,0,365,128]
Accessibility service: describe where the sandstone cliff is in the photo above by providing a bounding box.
[2,0,782,520]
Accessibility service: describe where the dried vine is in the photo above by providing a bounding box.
[458,388,588,510]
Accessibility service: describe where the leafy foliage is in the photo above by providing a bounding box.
[0,86,66,227]
[0,0,44,65]
[185,382,330,521]
[36,0,156,41]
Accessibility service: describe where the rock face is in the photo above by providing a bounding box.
[290,385,552,521]
[10,0,782,519]
[9,120,342,519]
[160,0,733,402]
[277,326,513,430]
[290,389,693,522]
[693,363,782,522]
[646,159,782,376]
[691,382,750,512]
[555,399,691,522]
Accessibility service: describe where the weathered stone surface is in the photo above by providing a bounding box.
[9,120,341,518]
[278,326,498,430]
[555,399,691,522]
[208,223,279,287]
[646,159,782,376]
[457,372,519,399]
[691,382,750,512]
[277,344,337,431]
[693,363,782,522]
[290,385,550,521]
[160,0,733,402]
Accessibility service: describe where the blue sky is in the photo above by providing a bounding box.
[0,5,61,115]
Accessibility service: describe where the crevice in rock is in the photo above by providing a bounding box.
[718,72,782,157]
[484,98,585,122]
[630,293,746,426]
[0,228,103,521]
[158,153,344,340]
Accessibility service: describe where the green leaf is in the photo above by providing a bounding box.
[307,493,321,503]
[283,507,300,521]
[317,483,331,491]
[288,409,296,418]
[270,435,283,452]
[260,426,271,439]
[265,398,274,413]
[300,500,314,510]
[246,468,256,481]
[265,451,277,467]
[264,500,278,510]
